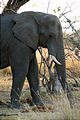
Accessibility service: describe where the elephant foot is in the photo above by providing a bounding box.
[30,94,44,107]
[30,90,44,106]
[30,99,44,106]
[8,99,24,109]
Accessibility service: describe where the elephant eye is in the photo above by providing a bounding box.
[49,35,53,38]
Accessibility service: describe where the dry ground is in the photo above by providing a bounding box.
[0,73,80,120]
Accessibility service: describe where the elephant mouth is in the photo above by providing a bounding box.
[50,55,62,65]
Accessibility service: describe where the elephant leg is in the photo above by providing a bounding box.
[11,61,29,101]
[27,54,44,106]
[9,43,30,108]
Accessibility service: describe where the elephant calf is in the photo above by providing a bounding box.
[0,11,66,109]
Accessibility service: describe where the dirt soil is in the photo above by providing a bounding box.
[0,73,80,120]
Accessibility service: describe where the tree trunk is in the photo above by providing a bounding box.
[2,0,29,15]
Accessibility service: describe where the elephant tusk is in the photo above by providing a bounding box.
[52,56,62,65]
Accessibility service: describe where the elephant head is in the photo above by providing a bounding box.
[12,12,66,90]
[39,14,66,90]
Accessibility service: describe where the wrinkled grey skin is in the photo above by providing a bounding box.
[0,11,66,108]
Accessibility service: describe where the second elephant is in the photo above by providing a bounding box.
[0,11,66,109]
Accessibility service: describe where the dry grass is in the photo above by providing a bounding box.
[66,50,80,77]
[0,74,80,120]
[0,67,11,76]
[0,49,80,120]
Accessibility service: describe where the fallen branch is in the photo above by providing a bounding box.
[0,113,18,116]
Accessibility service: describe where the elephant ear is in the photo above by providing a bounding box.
[12,13,39,50]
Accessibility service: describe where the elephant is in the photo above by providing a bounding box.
[0,11,66,109]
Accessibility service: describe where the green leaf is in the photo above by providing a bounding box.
[57,7,61,12]
[53,9,56,13]
[67,19,71,23]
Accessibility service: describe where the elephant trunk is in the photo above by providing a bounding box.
[55,26,66,90]
[47,33,66,90]
[55,45,66,90]
[48,44,66,90]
